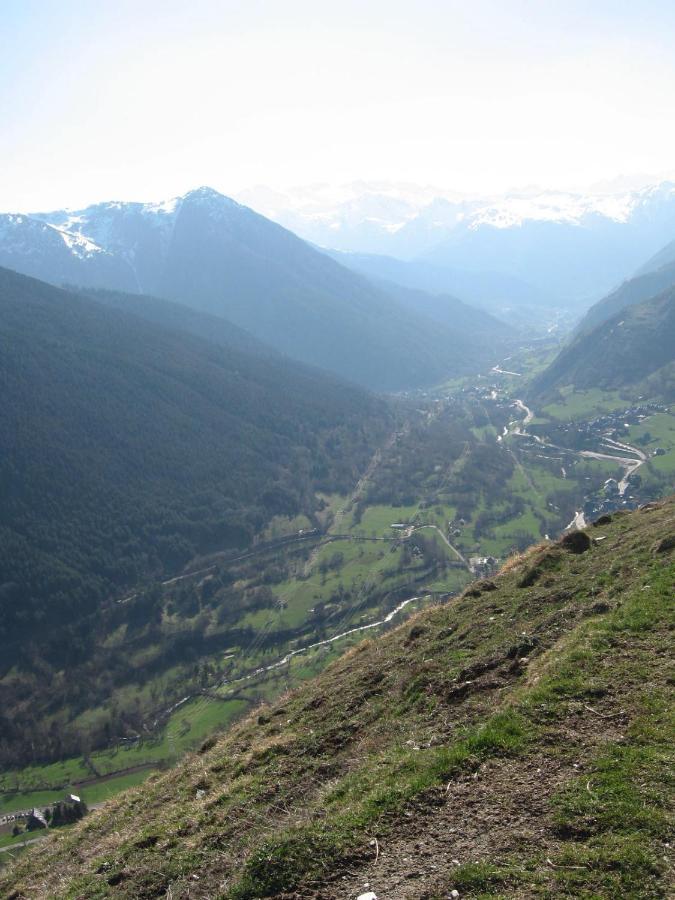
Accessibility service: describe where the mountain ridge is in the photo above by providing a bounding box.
[325,248,562,317]
[531,286,675,399]
[575,255,675,334]
[0,189,511,391]
[238,180,675,304]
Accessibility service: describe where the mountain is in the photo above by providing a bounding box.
[326,249,561,318]
[422,210,675,306]
[239,180,675,305]
[531,287,675,398]
[0,267,391,675]
[0,213,136,290]
[635,237,675,276]
[3,189,511,391]
[80,286,276,358]
[235,182,474,257]
[569,233,675,335]
[364,279,513,340]
[574,256,675,334]
[3,500,673,898]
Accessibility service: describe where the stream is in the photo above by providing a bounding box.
[217,595,425,693]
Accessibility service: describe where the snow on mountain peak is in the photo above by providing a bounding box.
[467,191,637,230]
[182,186,242,211]
[46,224,104,258]
[229,178,675,256]
[143,196,180,216]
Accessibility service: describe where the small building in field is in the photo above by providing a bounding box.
[26,808,48,831]
[468,555,499,577]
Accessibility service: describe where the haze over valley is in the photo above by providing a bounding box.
[0,3,673,897]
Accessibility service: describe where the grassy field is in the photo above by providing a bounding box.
[0,768,153,816]
[452,452,620,560]
[540,386,628,421]
[0,696,249,815]
[627,409,675,473]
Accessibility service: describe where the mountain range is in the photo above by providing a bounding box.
[240,180,675,305]
[0,188,509,392]
[325,249,561,321]
[577,243,675,334]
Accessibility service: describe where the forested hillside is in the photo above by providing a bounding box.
[80,287,275,357]
[0,267,391,673]
[531,288,675,399]
[577,255,675,333]
[327,248,560,313]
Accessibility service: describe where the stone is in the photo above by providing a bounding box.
[653,534,675,555]
[560,530,592,554]
[592,514,612,526]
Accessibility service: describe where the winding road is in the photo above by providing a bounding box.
[504,393,648,529]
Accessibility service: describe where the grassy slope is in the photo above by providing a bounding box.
[1,499,673,899]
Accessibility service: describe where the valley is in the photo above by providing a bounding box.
[3,337,672,851]
[3,7,675,895]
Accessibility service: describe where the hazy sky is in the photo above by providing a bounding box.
[3,0,675,211]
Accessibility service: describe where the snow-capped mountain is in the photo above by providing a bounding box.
[0,187,511,391]
[235,182,477,257]
[236,180,675,244]
[424,183,675,303]
[37,195,187,292]
[236,181,675,302]
[0,212,136,291]
[1,187,251,294]
[5,179,675,317]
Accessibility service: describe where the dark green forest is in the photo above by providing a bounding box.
[532,287,675,399]
[0,268,392,673]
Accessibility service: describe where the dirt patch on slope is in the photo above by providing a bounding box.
[311,706,627,900]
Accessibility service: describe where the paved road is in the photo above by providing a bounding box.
[505,395,648,523]
[579,446,645,496]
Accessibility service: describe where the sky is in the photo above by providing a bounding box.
[2,0,675,211]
